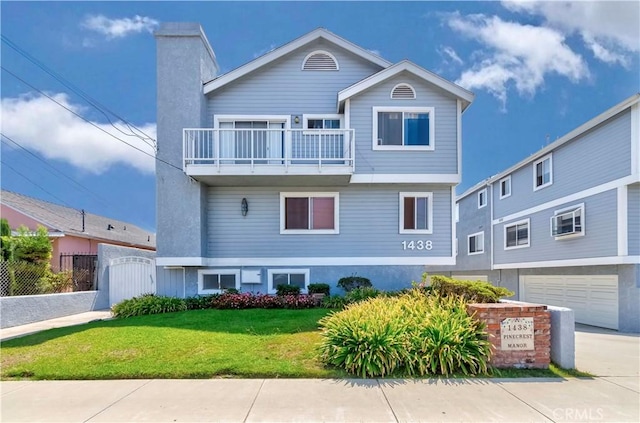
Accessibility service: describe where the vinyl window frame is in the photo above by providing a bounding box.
[372,106,435,151]
[279,192,339,234]
[478,188,487,209]
[399,192,433,234]
[197,269,241,295]
[267,268,310,294]
[302,114,344,135]
[551,203,585,239]
[499,175,512,199]
[533,154,553,191]
[467,231,485,255]
[504,218,530,250]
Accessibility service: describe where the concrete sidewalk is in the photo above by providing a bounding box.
[0,311,112,341]
[1,377,639,422]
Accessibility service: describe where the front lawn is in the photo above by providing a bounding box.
[0,308,342,380]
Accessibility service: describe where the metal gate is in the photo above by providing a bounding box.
[109,256,156,306]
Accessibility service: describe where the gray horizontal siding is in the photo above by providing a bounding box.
[207,185,452,258]
[494,109,632,218]
[350,72,459,174]
[207,39,382,119]
[629,183,640,256]
[454,187,492,271]
[494,189,618,265]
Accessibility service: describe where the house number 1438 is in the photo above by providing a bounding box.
[401,240,433,250]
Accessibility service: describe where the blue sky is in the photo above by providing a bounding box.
[1,1,638,232]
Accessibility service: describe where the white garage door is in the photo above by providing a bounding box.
[520,275,618,330]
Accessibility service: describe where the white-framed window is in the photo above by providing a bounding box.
[504,219,530,250]
[551,203,584,238]
[197,269,240,294]
[533,154,553,190]
[302,114,343,130]
[499,176,511,199]
[399,192,433,234]
[268,269,310,294]
[390,83,416,99]
[455,203,460,223]
[468,231,484,255]
[280,192,339,234]
[302,50,339,71]
[478,189,487,209]
[372,107,435,151]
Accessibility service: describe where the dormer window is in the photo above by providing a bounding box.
[302,50,339,71]
[391,83,416,99]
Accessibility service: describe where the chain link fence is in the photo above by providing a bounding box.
[0,258,96,297]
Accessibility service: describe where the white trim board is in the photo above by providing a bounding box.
[492,174,638,225]
[349,174,460,184]
[494,255,640,269]
[206,256,456,266]
[203,28,390,94]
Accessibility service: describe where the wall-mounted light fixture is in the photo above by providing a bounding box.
[241,198,249,216]
[294,116,300,124]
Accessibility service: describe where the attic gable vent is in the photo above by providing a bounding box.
[391,83,416,99]
[302,50,339,71]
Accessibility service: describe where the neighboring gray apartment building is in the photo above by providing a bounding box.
[153,23,474,296]
[432,94,640,333]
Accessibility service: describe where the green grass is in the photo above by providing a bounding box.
[0,308,593,380]
[1,309,343,380]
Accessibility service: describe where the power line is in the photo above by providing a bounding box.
[1,35,156,150]
[0,133,112,209]
[1,160,75,209]
[1,65,183,173]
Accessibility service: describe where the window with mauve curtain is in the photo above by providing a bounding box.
[285,198,309,229]
[311,197,334,229]
[404,197,415,230]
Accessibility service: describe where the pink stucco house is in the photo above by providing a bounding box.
[1,190,155,271]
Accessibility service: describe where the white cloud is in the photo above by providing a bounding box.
[503,1,639,64]
[441,46,464,65]
[1,93,156,174]
[445,12,589,108]
[81,15,159,40]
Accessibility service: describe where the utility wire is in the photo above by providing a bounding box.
[1,160,75,209]
[1,66,183,173]
[0,133,113,209]
[1,35,156,150]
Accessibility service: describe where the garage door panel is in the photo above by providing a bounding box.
[521,274,618,330]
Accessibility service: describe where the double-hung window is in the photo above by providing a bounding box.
[373,107,434,150]
[268,269,310,293]
[468,232,484,255]
[504,219,530,249]
[551,204,584,238]
[280,192,339,234]
[198,269,240,294]
[399,192,433,234]
[533,154,553,190]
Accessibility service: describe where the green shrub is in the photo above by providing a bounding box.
[321,295,347,309]
[337,275,371,292]
[38,270,73,294]
[344,286,380,304]
[430,275,513,303]
[112,294,188,318]
[224,288,240,294]
[318,291,491,377]
[184,295,215,310]
[276,284,301,296]
[308,283,330,296]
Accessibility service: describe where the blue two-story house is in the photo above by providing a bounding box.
[153,23,474,296]
[434,94,640,333]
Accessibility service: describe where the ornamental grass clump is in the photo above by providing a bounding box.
[430,275,514,303]
[318,291,491,377]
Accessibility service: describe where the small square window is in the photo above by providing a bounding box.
[505,219,530,250]
[551,204,584,238]
[500,176,511,199]
[468,232,484,255]
[198,269,240,294]
[268,269,310,294]
[478,189,487,209]
[533,155,553,190]
[373,107,434,151]
[399,192,433,234]
[281,193,339,234]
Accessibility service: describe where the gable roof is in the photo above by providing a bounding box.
[203,28,392,94]
[457,92,640,201]
[338,60,475,112]
[1,190,156,250]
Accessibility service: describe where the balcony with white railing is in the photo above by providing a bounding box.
[183,128,355,185]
